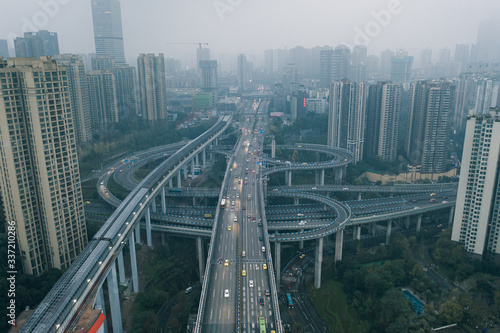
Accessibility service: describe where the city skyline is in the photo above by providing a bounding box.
[0,1,499,65]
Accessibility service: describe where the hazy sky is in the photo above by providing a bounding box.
[1,0,499,65]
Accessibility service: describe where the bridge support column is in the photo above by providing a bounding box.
[405,216,410,229]
[146,207,152,247]
[299,229,304,249]
[161,232,167,247]
[286,171,292,186]
[107,261,123,333]
[314,237,324,289]
[371,223,376,236]
[191,159,195,178]
[315,170,320,185]
[195,153,199,167]
[151,196,157,213]
[275,242,281,286]
[358,193,362,201]
[169,178,173,188]
[203,149,206,169]
[320,169,325,186]
[416,214,422,232]
[129,233,139,292]
[386,220,392,245]
[162,187,166,214]
[263,178,268,202]
[178,170,182,188]
[135,223,141,244]
[197,237,205,282]
[294,197,299,205]
[117,250,126,285]
[448,206,455,227]
[354,225,361,241]
[95,285,108,333]
[335,230,343,262]
[183,164,188,180]
[335,167,343,185]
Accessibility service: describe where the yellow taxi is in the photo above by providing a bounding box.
[242,270,246,276]
[224,259,229,267]
[228,225,232,231]
[263,263,267,270]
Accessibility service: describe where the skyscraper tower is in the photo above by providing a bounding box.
[14,30,59,59]
[0,57,87,275]
[54,54,93,143]
[319,48,333,88]
[390,51,413,83]
[86,70,119,128]
[0,39,9,58]
[351,45,367,82]
[237,54,247,91]
[328,80,366,163]
[200,60,218,105]
[452,109,500,259]
[137,53,167,124]
[406,80,455,173]
[91,0,126,64]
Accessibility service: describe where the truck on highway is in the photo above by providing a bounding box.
[248,194,251,200]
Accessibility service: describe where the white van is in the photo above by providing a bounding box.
[262,246,266,252]
[242,250,246,257]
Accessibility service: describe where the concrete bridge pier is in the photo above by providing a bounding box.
[191,159,195,178]
[129,233,139,292]
[203,149,206,169]
[195,154,199,167]
[94,285,108,333]
[294,197,299,205]
[386,220,392,245]
[448,206,455,227]
[263,178,268,202]
[404,216,410,229]
[353,225,361,241]
[335,166,343,185]
[370,223,377,236]
[320,169,325,186]
[169,178,173,188]
[177,170,182,188]
[146,207,152,247]
[335,229,343,262]
[285,170,292,186]
[107,261,123,333]
[315,170,320,185]
[197,237,205,282]
[275,241,281,286]
[161,232,168,247]
[358,192,362,201]
[314,237,324,289]
[161,187,166,214]
[183,164,188,180]
[117,251,126,285]
[135,223,141,244]
[416,214,422,232]
[299,229,304,249]
[151,196,157,213]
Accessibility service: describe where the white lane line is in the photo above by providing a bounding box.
[230,272,232,280]
[215,272,218,280]
[210,309,213,320]
[213,289,215,298]
[228,309,230,319]
[219,309,222,319]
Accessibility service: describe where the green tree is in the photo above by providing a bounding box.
[440,300,463,323]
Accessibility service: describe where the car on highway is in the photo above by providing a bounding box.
[242,207,246,210]
[258,222,262,227]
[249,280,254,287]
[300,254,306,259]
[225,259,229,266]
[224,289,229,297]
[242,270,246,276]
[297,213,304,217]
[263,263,267,270]
[265,289,270,296]
[227,226,232,231]
[259,236,263,241]
[259,297,264,306]
[86,201,91,205]
[234,217,238,222]
[252,217,256,220]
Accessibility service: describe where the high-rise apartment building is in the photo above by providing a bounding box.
[351,45,367,82]
[0,57,87,275]
[451,110,500,259]
[380,49,394,76]
[91,0,126,64]
[86,70,119,129]
[420,48,432,68]
[54,54,93,143]
[91,55,115,71]
[0,39,9,58]
[328,80,366,163]
[237,54,247,91]
[331,45,351,82]
[476,18,500,64]
[113,65,137,118]
[364,82,402,161]
[137,53,167,124]
[406,80,455,173]
[319,48,333,88]
[14,30,59,59]
[200,60,218,105]
[390,52,413,83]
[454,44,470,66]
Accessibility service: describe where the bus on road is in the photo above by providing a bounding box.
[221,199,226,209]
[286,293,294,308]
[259,317,266,333]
